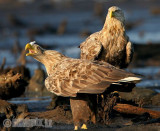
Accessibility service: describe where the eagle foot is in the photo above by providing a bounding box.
[111,91,119,96]
[111,91,121,99]
[74,125,78,130]
[101,94,104,99]
[111,91,119,94]
[81,124,87,130]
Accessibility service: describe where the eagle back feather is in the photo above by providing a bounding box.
[45,58,137,97]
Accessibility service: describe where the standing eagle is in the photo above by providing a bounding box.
[25,42,140,130]
[80,6,133,69]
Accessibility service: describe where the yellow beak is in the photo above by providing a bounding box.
[25,43,32,50]
[110,11,114,18]
[25,43,34,56]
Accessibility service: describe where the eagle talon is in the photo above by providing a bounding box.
[112,91,119,94]
[101,94,104,99]
[74,126,78,130]
[81,124,87,130]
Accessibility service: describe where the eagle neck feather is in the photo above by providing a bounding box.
[101,18,125,48]
[33,50,66,76]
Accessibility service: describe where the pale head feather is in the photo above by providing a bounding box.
[108,6,121,12]
[30,41,36,46]
[106,6,125,24]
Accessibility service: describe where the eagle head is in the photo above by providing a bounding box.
[108,6,125,23]
[25,41,44,56]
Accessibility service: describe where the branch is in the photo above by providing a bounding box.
[113,103,160,119]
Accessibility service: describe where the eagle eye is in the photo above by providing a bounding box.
[115,10,121,13]
[37,46,40,50]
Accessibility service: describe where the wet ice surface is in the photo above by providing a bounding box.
[9,96,52,112]
[128,67,160,91]
[128,31,160,44]
[127,67,160,91]
[126,9,160,43]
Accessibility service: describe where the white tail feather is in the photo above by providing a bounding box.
[118,77,141,83]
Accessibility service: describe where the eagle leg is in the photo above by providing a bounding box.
[70,94,96,130]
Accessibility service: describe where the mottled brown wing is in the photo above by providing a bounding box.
[80,32,102,60]
[45,59,135,97]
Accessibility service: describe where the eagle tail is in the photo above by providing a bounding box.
[118,77,142,83]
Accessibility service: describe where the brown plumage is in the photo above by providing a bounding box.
[80,6,133,68]
[25,43,139,97]
[25,42,140,129]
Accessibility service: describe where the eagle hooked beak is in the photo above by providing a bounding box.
[25,43,36,56]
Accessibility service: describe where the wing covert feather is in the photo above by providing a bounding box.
[80,32,102,60]
[45,59,135,97]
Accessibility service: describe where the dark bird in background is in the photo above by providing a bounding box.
[25,42,140,130]
[80,6,133,69]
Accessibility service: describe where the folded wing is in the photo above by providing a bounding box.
[80,32,103,61]
[45,59,140,97]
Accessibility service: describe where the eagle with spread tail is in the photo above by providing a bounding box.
[80,6,133,69]
[25,41,140,130]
